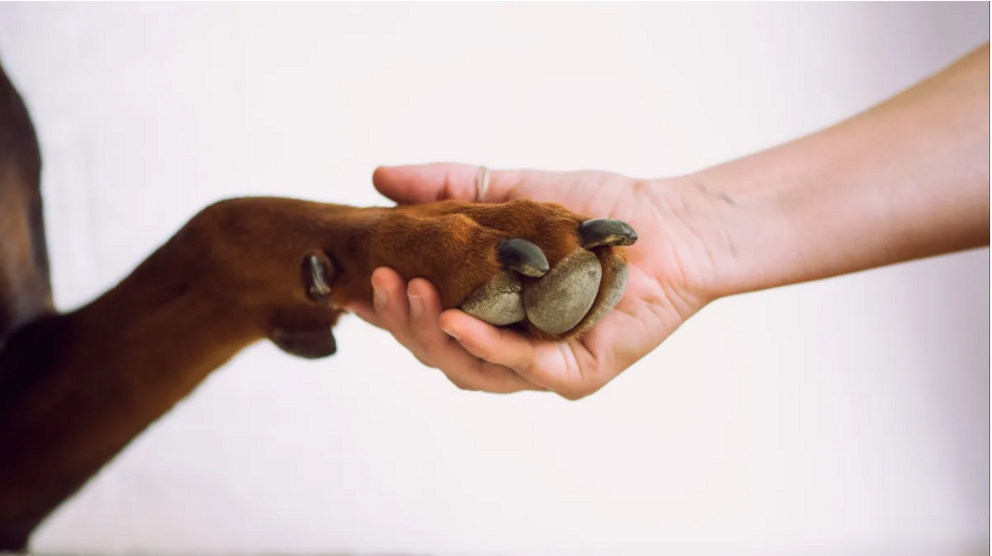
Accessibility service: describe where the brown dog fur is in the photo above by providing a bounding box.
[0,60,634,549]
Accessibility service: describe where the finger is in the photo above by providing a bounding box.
[372,163,524,204]
[578,299,660,377]
[406,279,545,393]
[452,360,549,394]
[437,309,571,392]
[369,267,433,366]
[406,278,454,364]
[345,299,384,329]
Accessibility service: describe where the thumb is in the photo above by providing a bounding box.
[372,163,522,204]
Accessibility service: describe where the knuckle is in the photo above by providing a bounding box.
[411,330,446,360]
[417,345,442,366]
[558,390,586,402]
[403,343,433,367]
[558,384,599,401]
[448,377,478,392]
[413,353,434,368]
[396,336,429,360]
[392,332,415,348]
[384,311,413,334]
[510,357,533,376]
[469,343,496,362]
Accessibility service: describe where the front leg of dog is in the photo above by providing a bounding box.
[0,199,355,550]
[266,251,342,359]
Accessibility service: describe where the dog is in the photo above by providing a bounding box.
[0,58,636,550]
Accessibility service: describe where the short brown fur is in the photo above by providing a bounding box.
[0,62,625,549]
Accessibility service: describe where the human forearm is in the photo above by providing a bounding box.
[721,44,990,292]
[693,44,989,298]
[359,45,989,398]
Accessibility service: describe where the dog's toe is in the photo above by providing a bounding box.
[461,272,526,326]
[524,248,602,335]
[270,327,337,359]
[459,220,634,336]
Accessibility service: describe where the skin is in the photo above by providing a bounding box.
[0,40,984,552]
[2,49,637,544]
[349,43,990,400]
[2,57,634,544]
[0,196,631,547]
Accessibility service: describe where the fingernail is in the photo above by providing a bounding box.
[373,285,387,309]
[408,293,424,319]
[442,327,460,341]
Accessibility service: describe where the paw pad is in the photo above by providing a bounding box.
[462,218,636,337]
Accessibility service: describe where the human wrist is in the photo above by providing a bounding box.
[666,163,814,303]
[638,172,763,308]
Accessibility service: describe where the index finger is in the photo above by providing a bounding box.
[372,163,525,204]
[437,309,581,393]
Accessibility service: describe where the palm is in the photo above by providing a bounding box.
[496,172,703,395]
[368,163,711,398]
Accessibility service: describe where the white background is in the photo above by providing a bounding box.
[0,3,988,555]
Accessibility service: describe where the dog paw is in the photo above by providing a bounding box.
[459,215,635,339]
[269,197,639,344]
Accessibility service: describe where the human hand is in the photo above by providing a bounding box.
[346,163,734,399]
[348,47,990,399]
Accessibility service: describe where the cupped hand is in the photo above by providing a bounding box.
[346,163,728,399]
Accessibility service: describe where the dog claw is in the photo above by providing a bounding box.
[303,253,333,303]
[270,327,337,359]
[498,239,550,278]
[578,219,638,249]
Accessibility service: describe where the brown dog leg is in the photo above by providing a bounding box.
[0,195,638,549]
